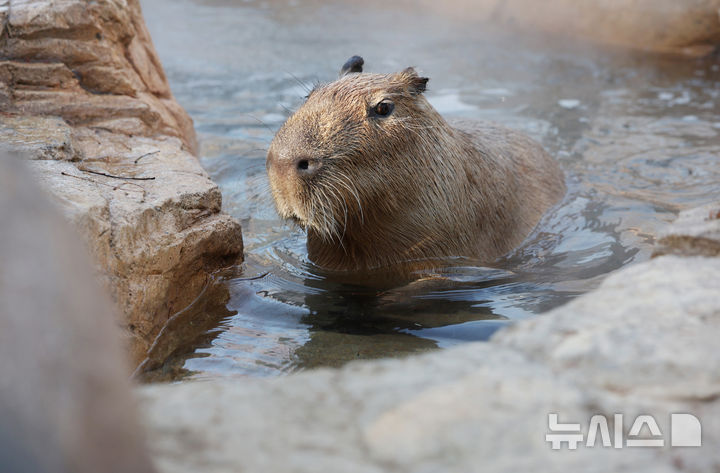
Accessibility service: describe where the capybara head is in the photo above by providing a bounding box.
[266,56,439,244]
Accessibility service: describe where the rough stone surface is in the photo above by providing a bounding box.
[139,249,720,472]
[0,0,197,152]
[416,0,720,55]
[496,256,720,399]
[0,0,244,365]
[653,202,720,258]
[0,155,155,473]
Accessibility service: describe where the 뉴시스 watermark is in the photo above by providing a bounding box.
[546,413,702,450]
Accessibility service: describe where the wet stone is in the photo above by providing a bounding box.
[653,202,720,258]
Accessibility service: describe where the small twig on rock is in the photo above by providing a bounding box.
[61,171,148,202]
[61,171,114,188]
[80,168,156,181]
[134,150,160,164]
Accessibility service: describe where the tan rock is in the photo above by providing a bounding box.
[413,0,720,55]
[653,202,720,257]
[0,0,197,152]
[0,115,78,160]
[0,0,244,366]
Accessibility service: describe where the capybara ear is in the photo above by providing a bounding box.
[339,55,364,77]
[399,67,429,95]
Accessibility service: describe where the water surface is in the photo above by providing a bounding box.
[140,0,720,380]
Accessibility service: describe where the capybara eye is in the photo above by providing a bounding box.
[372,100,394,117]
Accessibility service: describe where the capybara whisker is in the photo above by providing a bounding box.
[285,71,314,95]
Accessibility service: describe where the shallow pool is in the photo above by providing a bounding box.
[139,0,720,380]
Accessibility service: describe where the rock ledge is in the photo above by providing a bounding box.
[0,0,243,364]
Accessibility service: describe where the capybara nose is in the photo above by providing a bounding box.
[294,157,322,177]
[267,149,321,178]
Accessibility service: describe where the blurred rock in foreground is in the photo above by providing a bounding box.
[0,155,155,473]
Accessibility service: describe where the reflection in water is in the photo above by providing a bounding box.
[134,272,238,382]
[139,0,720,380]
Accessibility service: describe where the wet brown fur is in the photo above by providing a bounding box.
[267,67,566,273]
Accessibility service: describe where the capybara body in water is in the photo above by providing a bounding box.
[267,56,565,274]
